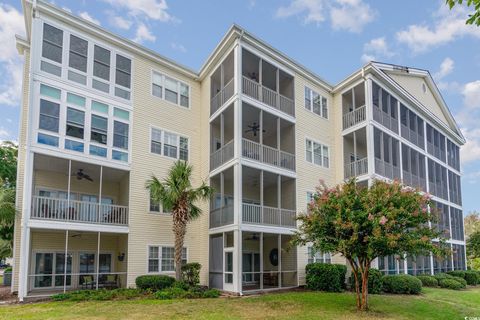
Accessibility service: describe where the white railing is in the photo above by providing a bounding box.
[242,139,295,171]
[210,78,235,115]
[242,76,295,117]
[343,105,366,130]
[242,203,296,228]
[374,158,401,181]
[31,196,129,226]
[344,158,368,179]
[210,140,235,171]
[209,205,234,229]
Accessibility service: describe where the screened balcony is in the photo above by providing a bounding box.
[210,51,235,115]
[242,166,296,228]
[30,153,129,227]
[343,128,368,179]
[242,103,295,171]
[209,167,234,229]
[242,49,294,117]
[342,82,366,130]
[210,104,235,171]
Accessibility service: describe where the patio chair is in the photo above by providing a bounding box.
[82,275,95,289]
[104,274,118,289]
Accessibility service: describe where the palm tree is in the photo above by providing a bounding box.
[146,161,214,280]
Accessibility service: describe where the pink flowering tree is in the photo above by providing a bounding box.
[292,179,447,311]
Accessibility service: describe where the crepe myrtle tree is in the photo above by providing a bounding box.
[292,179,447,311]
[146,161,214,280]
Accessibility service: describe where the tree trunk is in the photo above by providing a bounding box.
[173,209,187,281]
[360,262,370,311]
[347,259,361,310]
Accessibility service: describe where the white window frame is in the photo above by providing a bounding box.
[307,247,331,264]
[304,86,328,119]
[151,70,191,109]
[147,245,188,274]
[149,126,190,161]
[305,138,330,168]
[148,190,171,215]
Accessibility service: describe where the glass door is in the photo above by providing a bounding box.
[34,253,53,288]
[79,253,95,286]
[54,253,72,287]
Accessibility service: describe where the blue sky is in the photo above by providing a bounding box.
[0,0,479,214]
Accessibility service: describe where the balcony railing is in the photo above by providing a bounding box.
[242,76,295,117]
[209,206,234,229]
[344,158,368,179]
[402,171,427,191]
[373,106,399,133]
[343,105,366,130]
[31,196,129,226]
[374,158,401,181]
[242,203,296,228]
[210,140,235,171]
[210,78,235,115]
[242,139,295,171]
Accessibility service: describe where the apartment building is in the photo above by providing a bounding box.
[12,0,466,300]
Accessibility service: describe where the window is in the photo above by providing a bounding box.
[39,99,60,133]
[42,23,63,63]
[148,246,187,273]
[66,108,84,139]
[448,171,462,205]
[115,55,131,88]
[225,251,233,283]
[307,247,331,264]
[305,86,328,119]
[38,133,58,147]
[149,191,160,213]
[426,123,446,162]
[447,139,460,171]
[305,138,329,168]
[69,35,88,73]
[373,127,400,180]
[152,72,190,108]
[372,82,398,133]
[113,121,129,150]
[150,128,189,161]
[93,45,111,81]
[400,104,425,149]
[91,115,108,145]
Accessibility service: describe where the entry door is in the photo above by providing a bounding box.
[33,252,72,289]
[79,253,95,286]
[242,252,260,283]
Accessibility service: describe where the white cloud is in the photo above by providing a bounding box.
[109,15,133,30]
[102,0,177,22]
[434,57,454,81]
[0,127,12,142]
[396,3,480,53]
[361,37,394,63]
[330,0,375,33]
[79,12,101,25]
[275,0,374,31]
[463,80,480,109]
[62,7,72,13]
[0,4,25,107]
[171,42,186,53]
[133,23,156,43]
[276,0,325,25]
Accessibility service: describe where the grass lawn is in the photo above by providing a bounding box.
[0,287,479,320]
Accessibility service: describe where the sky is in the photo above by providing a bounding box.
[0,0,479,214]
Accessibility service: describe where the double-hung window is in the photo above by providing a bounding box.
[115,54,131,99]
[39,99,60,133]
[148,246,187,273]
[151,128,189,161]
[164,76,178,104]
[66,108,85,139]
[113,121,129,150]
[93,45,111,93]
[69,35,88,73]
[305,86,328,119]
[307,247,331,264]
[305,139,329,168]
[91,114,108,145]
[42,24,63,64]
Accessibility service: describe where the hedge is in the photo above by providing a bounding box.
[181,263,201,287]
[464,270,480,286]
[416,275,438,287]
[349,268,383,294]
[451,276,467,287]
[154,286,220,300]
[382,274,422,294]
[305,263,347,292]
[438,278,465,290]
[135,275,176,291]
[447,270,466,279]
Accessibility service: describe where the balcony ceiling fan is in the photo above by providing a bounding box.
[245,122,265,137]
[73,169,93,182]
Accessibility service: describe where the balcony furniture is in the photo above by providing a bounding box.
[263,272,278,286]
[81,275,95,290]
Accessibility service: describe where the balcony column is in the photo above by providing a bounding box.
[96,232,101,290]
[351,87,355,111]
[220,113,225,146]
[220,171,224,225]
[353,131,357,176]
[99,166,103,223]
[364,78,375,178]
[277,117,281,165]
[260,170,264,224]
[277,174,281,226]
[259,59,263,101]
[276,68,280,108]
[278,234,282,288]
[63,230,69,293]
[67,160,71,214]
[260,232,264,290]
[259,110,263,162]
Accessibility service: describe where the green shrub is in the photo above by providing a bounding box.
[382,274,422,294]
[51,289,145,301]
[438,278,465,290]
[349,268,383,294]
[4,267,12,273]
[416,275,438,287]
[154,286,220,300]
[181,262,201,287]
[305,263,347,292]
[173,280,191,290]
[464,270,480,286]
[451,276,467,287]
[135,275,176,291]
[434,273,454,281]
[447,270,466,279]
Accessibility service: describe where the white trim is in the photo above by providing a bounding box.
[148,125,190,162]
[29,220,129,234]
[150,69,191,110]
[304,86,329,120]
[145,244,188,274]
[305,136,330,169]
